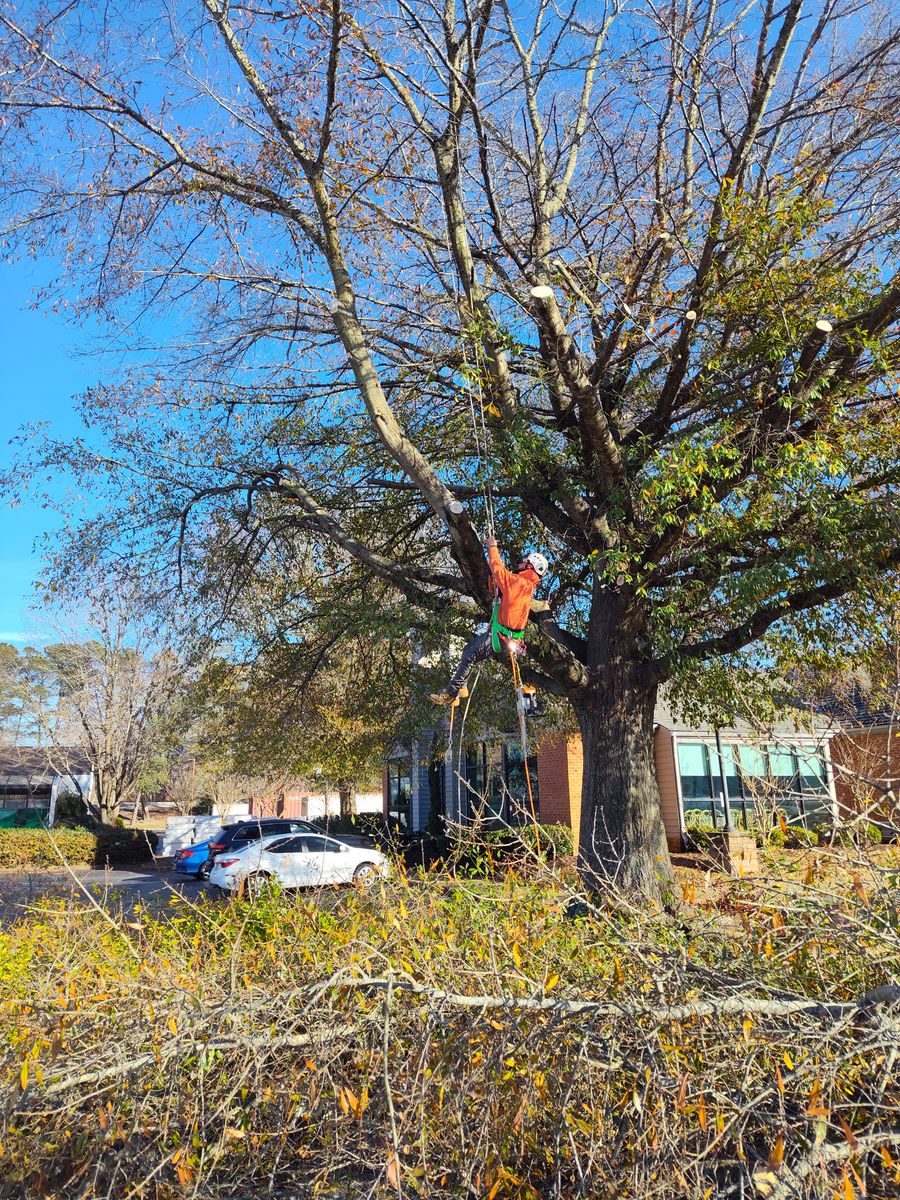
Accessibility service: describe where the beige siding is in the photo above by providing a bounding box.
[653,725,683,850]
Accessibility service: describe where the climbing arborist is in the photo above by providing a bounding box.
[430,536,549,706]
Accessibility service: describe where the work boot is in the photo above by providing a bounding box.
[430,692,459,706]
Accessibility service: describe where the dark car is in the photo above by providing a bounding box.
[201,818,372,879]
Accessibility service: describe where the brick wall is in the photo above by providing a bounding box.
[536,727,684,852]
[830,729,899,821]
[535,733,584,851]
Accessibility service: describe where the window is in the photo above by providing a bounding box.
[504,743,540,824]
[677,740,832,829]
[267,836,305,853]
[463,741,539,826]
[386,760,412,828]
[678,743,715,802]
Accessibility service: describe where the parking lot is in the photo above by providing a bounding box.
[0,866,209,919]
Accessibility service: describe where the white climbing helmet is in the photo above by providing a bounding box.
[525,551,549,578]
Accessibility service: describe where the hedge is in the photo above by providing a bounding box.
[0,827,157,870]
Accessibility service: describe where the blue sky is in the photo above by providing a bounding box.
[0,259,104,643]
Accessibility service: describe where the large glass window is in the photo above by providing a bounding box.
[677,740,831,830]
[386,760,412,828]
[463,740,539,826]
[678,743,715,803]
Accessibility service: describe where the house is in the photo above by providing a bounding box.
[0,748,93,827]
[383,696,838,851]
[816,686,899,827]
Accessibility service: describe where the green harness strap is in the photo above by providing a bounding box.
[490,600,525,654]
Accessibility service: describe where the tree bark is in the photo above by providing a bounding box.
[574,589,673,901]
[338,781,356,819]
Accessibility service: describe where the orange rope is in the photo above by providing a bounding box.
[507,644,541,856]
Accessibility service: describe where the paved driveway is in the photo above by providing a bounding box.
[0,867,208,919]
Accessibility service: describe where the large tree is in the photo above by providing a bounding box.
[2,0,899,895]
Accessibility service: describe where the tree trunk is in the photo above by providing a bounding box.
[574,590,673,901]
[338,781,356,818]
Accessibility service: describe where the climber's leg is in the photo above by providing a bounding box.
[431,630,493,704]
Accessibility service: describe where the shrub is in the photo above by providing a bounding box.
[53,792,95,827]
[784,827,818,850]
[818,823,855,848]
[767,827,787,848]
[0,828,99,868]
[687,825,712,851]
[863,822,884,846]
[0,827,157,869]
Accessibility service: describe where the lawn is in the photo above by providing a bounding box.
[0,847,897,1199]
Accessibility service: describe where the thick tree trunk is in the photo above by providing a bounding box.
[338,781,356,818]
[573,590,673,901]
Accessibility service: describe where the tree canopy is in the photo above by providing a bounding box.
[2,0,899,893]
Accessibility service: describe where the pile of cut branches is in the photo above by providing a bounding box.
[1,852,898,1199]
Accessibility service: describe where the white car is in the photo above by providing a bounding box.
[208,832,389,896]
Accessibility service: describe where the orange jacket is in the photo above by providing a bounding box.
[488,545,539,632]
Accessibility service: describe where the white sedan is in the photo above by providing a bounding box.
[208,832,389,896]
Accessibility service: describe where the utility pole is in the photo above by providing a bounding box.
[715,727,735,832]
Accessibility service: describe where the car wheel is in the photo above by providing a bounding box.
[244,871,272,899]
[352,862,379,885]
[196,864,210,881]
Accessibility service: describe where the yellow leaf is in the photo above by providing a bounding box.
[168,1018,178,1037]
[783,1051,794,1070]
[19,1060,28,1090]
[840,1168,854,1200]
[880,1146,894,1168]
[546,975,559,992]
[743,1017,753,1045]
[697,1093,707,1131]
[754,1170,778,1196]
[614,957,624,985]
[512,943,522,969]
[775,1065,785,1094]
[806,1078,828,1118]
[768,1135,784,1170]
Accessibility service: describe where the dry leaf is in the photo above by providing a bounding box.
[837,1116,859,1151]
[386,1150,400,1190]
[768,1135,784,1170]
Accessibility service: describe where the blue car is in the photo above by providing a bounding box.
[173,839,214,879]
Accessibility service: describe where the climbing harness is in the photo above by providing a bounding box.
[489,596,526,655]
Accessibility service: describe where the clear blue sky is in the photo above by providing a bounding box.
[0,259,104,643]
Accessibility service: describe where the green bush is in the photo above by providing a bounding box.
[0,827,157,869]
[687,825,712,851]
[863,823,884,845]
[53,792,95,827]
[517,822,574,858]
[817,823,854,848]
[784,827,818,850]
[767,827,787,848]
[0,828,99,868]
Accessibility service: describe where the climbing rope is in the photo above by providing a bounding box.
[460,333,496,537]
[507,644,541,856]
